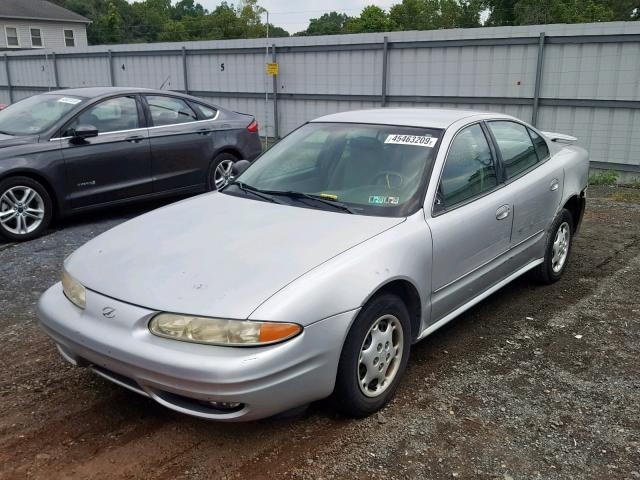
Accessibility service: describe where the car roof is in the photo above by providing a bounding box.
[41,87,185,99]
[311,108,513,129]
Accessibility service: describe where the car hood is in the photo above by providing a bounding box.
[0,133,38,148]
[65,192,404,320]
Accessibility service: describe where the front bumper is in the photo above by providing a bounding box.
[37,283,357,421]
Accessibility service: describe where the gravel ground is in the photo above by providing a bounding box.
[0,186,638,480]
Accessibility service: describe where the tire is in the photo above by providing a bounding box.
[531,208,574,284]
[0,176,53,242]
[333,293,411,418]
[207,152,239,191]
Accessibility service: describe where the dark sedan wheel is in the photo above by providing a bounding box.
[207,153,238,191]
[333,293,411,418]
[0,176,53,241]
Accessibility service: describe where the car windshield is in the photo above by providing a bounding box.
[0,94,84,136]
[228,122,442,217]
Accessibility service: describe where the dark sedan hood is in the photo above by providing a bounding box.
[0,134,38,148]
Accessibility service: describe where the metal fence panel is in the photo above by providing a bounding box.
[57,56,110,88]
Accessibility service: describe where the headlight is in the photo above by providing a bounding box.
[61,269,86,309]
[149,313,302,346]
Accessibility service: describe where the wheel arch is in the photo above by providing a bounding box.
[562,191,586,234]
[363,279,422,342]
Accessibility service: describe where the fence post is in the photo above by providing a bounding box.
[381,36,389,107]
[107,49,115,86]
[531,32,545,127]
[272,44,279,140]
[52,52,59,89]
[182,46,189,94]
[3,54,12,104]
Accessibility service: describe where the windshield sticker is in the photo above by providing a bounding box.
[369,196,399,205]
[57,97,82,105]
[384,134,438,148]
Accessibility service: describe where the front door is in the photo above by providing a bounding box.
[428,123,514,322]
[61,95,152,208]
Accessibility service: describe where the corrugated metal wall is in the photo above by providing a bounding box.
[1,21,639,171]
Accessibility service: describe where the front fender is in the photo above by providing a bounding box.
[249,211,432,330]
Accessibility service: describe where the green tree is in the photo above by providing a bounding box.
[91,1,125,44]
[346,5,392,33]
[303,12,353,35]
[514,0,615,24]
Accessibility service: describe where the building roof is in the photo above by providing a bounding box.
[0,0,90,24]
[312,108,511,129]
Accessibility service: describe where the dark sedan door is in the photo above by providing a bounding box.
[60,95,152,208]
[143,95,214,192]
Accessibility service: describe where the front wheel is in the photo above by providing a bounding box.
[532,208,574,284]
[207,153,238,191]
[333,293,411,418]
[0,176,53,242]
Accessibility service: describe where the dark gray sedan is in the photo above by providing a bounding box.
[0,87,261,241]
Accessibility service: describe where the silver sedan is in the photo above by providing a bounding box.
[38,108,589,421]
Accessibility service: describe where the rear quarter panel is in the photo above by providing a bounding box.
[553,144,589,213]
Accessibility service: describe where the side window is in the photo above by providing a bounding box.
[528,128,550,161]
[65,96,139,135]
[146,96,198,127]
[194,104,217,119]
[488,121,538,179]
[437,124,497,209]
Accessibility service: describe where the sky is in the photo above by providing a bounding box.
[197,0,398,34]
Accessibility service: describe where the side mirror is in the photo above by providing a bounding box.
[231,160,251,177]
[70,125,99,143]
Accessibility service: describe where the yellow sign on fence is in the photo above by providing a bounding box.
[266,63,279,76]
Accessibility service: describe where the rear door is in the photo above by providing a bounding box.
[60,95,152,208]
[486,121,564,253]
[428,122,514,322]
[143,95,215,192]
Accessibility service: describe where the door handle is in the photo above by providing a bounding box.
[496,204,511,220]
[550,178,560,191]
[196,128,213,135]
[125,135,144,143]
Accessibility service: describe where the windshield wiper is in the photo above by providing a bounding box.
[223,181,282,204]
[263,190,356,214]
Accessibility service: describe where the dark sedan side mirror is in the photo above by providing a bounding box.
[70,125,99,142]
[231,160,251,177]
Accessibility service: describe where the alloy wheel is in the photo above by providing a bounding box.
[358,314,404,398]
[551,221,570,273]
[213,159,235,190]
[0,186,45,236]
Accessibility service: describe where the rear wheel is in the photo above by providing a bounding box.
[207,153,238,191]
[333,293,411,418]
[532,208,573,284]
[0,176,53,242]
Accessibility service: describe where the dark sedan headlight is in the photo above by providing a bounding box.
[149,313,301,346]
[61,269,86,309]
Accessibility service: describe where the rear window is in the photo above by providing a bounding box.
[488,121,538,179]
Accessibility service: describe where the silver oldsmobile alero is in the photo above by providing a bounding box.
[38,109,589,421]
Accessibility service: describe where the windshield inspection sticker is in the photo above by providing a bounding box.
[385,134,438,148]
[369,196,399,205]
[57,97,82,105]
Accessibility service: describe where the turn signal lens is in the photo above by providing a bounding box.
[149,313,301,346]
[61,269,86,309]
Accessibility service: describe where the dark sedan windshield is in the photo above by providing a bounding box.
[228,122,442,217]
[0,94,84,136]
